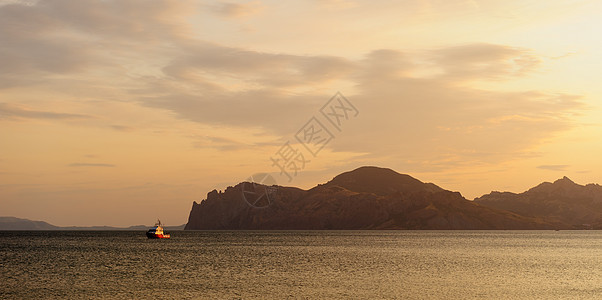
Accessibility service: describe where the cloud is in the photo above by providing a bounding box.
[138,42,353,134]
[0,0,194,88]
[162,42,355,88]
[130,42,583,171]
[317,0,359,10]
[193,135,281,151]
[141,90,327,135]
[68,163,116,167]
[431,43,541,80]
[110,125,133,131]
[323,47,583,171]
[0,103,91,120]
[537,165,570,171]
[0,0,586,173]
[212,1,263,19]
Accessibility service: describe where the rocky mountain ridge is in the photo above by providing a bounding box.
[474,176,602,229]
[185,166,561,230]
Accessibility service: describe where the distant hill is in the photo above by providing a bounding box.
[0,216,60,230]
[474,177,602,229]
[185,166,557,230]
[0,217,185,231]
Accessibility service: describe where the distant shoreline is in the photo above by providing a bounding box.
[0,216,185,231]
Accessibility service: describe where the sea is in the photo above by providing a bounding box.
[1,230,601,299]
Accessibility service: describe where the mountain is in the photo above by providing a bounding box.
[185,166,557,230]
[474,177,602,229]
[0,216,60,230]
[0,216,186,231]
[323,167,443,195]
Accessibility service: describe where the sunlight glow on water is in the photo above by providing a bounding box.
[1,231,602,299]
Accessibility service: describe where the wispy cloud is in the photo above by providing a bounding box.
[110,125,133,131]
[0,103,91,120]
[537,165,570,171]
[193,135,281,151]
[431,43,541,80]
[211,1,263,19]
[68,163,116,168]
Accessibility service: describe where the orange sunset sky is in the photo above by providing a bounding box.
[1,0,602,227]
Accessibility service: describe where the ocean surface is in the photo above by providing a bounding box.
[1,230,601,299]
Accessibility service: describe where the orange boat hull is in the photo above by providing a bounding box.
[146,232,170,239]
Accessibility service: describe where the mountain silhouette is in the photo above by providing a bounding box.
[323,166,443,195]
[0,216,59,230]
[474,177,602,228]
[0,217,186,230]
[185,167,556,230]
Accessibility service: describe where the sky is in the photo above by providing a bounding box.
[1,0,602,227]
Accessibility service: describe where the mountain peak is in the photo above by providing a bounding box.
[551,176,579,189]
[325,166,442,195]
[526,176,579,194]
[333,166,401,179]
[555,176,574,184]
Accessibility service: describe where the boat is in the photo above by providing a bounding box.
[146,219,171,239]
